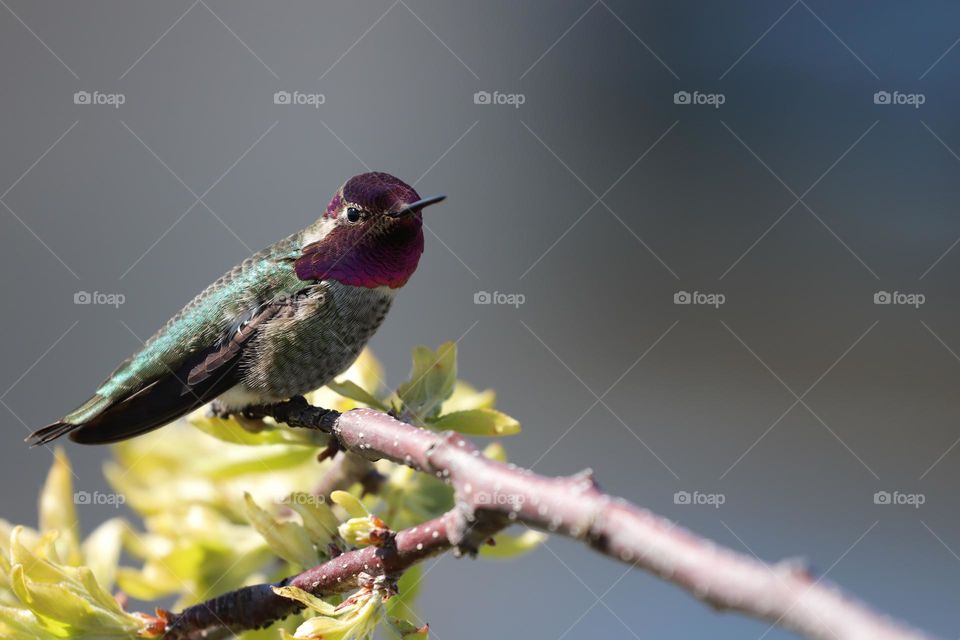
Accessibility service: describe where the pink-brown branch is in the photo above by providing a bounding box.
[162,399,932,640]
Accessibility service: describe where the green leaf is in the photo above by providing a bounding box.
[38,450,80,566]
[79,518,127,592]
[115,565,180,601]
[279,589,383,640]
[478,530,546,559]
[236,617,300,640]
[482,442,508,462]
[389,617,429,639]
[8,528,143,636]
[440,381,496,413]
[194,446,317,478]
[326,380,387,411]
[284,495,340,550]
[430,409,520,436]
[396,343,457,423]
[188,412,322,447]
[386,565,422,621]
[242,494,317,569]
[380,471,453,531]
[329,491,368,519]
[0,604,60,640]
[271,585,337,616]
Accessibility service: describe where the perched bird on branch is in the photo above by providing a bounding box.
[28,172,444,445]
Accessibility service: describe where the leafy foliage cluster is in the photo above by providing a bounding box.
[0,344,542,639]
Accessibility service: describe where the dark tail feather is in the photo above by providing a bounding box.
[26,334,249,447]
[27,383,224,446]
[26,421,81,446]
[65,399,196,445]
[26,402,199,446]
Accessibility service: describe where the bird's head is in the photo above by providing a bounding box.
[295,172,445,288]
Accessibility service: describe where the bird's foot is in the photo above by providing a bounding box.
[209,399,266,432]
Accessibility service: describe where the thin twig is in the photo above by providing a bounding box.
[163,511,504,639]
[312,451,384,499]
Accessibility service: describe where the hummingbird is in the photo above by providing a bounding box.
[27,172,445,446]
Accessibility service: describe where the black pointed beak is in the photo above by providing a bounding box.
[388,195,446,218]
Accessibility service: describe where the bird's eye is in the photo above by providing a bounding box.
[345,207,363,223]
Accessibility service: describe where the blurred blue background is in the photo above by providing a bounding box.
[2,1,959,637]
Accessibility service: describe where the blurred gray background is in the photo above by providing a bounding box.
[2,1,959,637]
